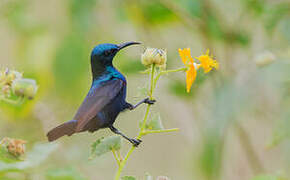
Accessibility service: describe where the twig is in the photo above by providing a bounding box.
[112,149,121,167]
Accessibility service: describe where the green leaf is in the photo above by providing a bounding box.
[46,167,87,180]
[121,176,136,180]
[90,136,121,159]
[0,143,58,172]
[146,114,164,130]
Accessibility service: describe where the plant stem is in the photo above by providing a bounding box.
[141,128,179,136]
[149,64,155,100]
[153,67,187,91]
[112,149,121,167]
[114,64,181,179]
[163,67,187,73]
[139,64,156,135]
[117,150,123,162]
[114,64,155,180]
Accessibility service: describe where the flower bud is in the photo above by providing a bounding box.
[12,78,38,99]
[141,48,167,68]
[0,69,22,85]
[7,70,22,84]
[255,51,276,67]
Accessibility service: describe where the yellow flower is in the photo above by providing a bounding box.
[195,49,219,73]
[178,48,219,93]
[178,48,200,93]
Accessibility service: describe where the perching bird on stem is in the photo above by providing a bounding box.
[47,42,155,146]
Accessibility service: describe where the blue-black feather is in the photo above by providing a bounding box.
[47,42,134,141]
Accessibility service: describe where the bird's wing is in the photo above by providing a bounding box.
[74,78,124,132]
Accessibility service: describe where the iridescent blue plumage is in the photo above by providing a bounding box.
[47,42,155,146]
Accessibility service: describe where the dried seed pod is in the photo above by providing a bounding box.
[0,137,27,158]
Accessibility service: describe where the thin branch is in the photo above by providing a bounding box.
[141,128,180,136]
[112,149,121,167]
[153,67,187,91]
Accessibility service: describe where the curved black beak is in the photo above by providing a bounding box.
[117,41,141,51]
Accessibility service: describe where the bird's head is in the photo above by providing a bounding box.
[91,42,141,67]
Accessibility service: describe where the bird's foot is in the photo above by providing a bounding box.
[127,103,134,110]
[144,98,156,105]
[129,138,142,147]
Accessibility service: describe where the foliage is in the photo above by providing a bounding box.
[0,140,58,179]
[90,136,121,159]
[0,143,58,172]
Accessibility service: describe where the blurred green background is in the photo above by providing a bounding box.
[0,0,290,179]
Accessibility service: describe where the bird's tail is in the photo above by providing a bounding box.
[47,120,77,142]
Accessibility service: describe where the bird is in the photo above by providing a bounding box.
[47,42,155,147]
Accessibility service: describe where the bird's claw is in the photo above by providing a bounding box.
[130,138,142,147]
[144,98,156,105]
[127,104,134,110]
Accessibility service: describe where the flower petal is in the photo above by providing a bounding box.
[186,63,196,93]
[185,48,194,63]
[196,53,219,73]
[178,49,187,64]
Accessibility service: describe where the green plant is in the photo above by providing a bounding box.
[90,47,218,179]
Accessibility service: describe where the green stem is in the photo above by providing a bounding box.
[149,64,155,100]
[139,64,156,136]
[114,64,155,180]
[112,149,121,167]
[153,67,187,91]
[163,67,187,73]
[114,64,181,180]
[117,150,123,162]
[141,128,179,136]
[114,146,135,180]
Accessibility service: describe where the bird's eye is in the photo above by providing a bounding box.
[104,51,110,56]
[104,49,116,56]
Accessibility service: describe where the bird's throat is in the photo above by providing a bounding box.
[91,58,115,80]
